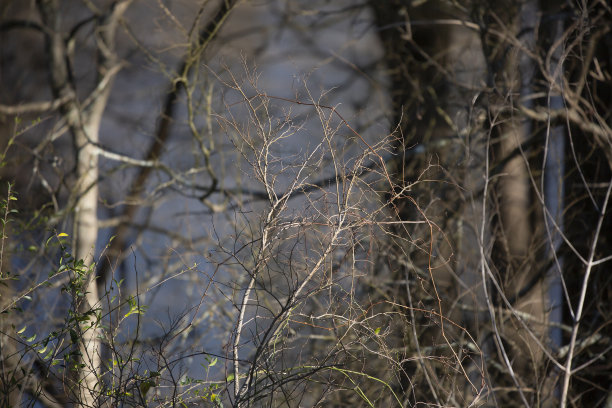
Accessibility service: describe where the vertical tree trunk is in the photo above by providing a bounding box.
[73,121,102,407]
[486,1,558,405]
[371,0,563,405]
[36,1,130,405]
[541,0,565,353]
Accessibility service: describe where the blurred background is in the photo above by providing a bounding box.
[1,1,611,407]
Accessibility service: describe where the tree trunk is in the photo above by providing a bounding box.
[36,1,130,405]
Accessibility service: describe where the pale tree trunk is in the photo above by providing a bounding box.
[495,1,558,405]
[36,1,131,405]
[497,0,537,303]
[73,117,102,407]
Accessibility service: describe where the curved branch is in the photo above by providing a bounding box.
[96,0,242,283]
[0,94,71,115]
[0,19,46,34]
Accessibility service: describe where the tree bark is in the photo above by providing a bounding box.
[36,1,131,405]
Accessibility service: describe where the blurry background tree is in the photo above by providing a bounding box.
[0,0,611,407]
[369,0,612,407]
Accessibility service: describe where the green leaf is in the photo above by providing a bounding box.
[17,326,26,334]
[374,327,381,335]
[226,374,234,382]
[57,232,68,238]
[69,329,79,344]
[140,380,154,396]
